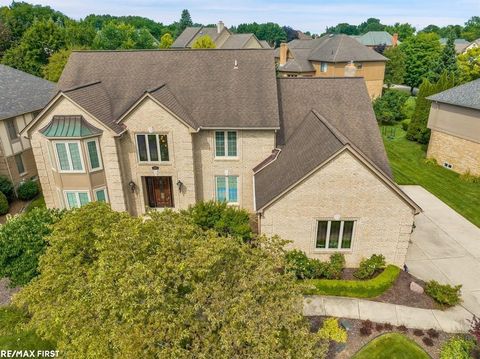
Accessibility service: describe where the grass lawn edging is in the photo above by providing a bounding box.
[302,265,401,298]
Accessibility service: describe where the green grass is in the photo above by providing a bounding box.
[302,265,400,298]
[353,333,430,359]
[24,195,46,213]
[0,306,54,351]
[382,126,480,228]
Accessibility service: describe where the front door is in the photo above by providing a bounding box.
[145,176,174,208]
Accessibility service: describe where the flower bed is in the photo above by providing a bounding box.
[302,265,401,298]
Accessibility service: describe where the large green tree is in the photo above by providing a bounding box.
[407,72,455,143]
[159,32,173,48]
[400,32,442,91]
[92,21,157,50]
[176,9,193,37]
[2,18,66,76]
[358,18,385,33]
[458,47,480,83]
[385,23,416,41]
[462,16,480,41]
[235,22,287,47]
[191,34,216,49]
[16,203,327,358]
[433,34,458,80]
[42,48,71,82]
[325,22,359,35]
[383,45,406,86]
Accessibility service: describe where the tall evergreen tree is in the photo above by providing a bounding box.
[176,9,192,37]
[383,46,406,87]
[433,34,458,80]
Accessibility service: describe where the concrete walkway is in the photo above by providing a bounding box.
[402,186,480,316]
[304,295,473,333]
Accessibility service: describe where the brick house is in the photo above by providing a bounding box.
[274,34,387,99]
[22,49,420,266]
[0,65,56,187]
[427,79,480,176]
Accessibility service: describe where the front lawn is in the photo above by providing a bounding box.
[382,126,480,228]
[0,306,54,352]
[353,333,430,359]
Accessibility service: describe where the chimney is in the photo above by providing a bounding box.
[392,33,398,47]
[344,61,357,77]
[279,43,288,66]
[217,21,225,34]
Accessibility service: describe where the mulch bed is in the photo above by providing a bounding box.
[0,199,29,224]
[0,278,20,306]
[308,316,457,359]
[340,268,440,310]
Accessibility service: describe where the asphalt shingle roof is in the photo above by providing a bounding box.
[58,49,280,132]
[354,31,396,46]
[0,64,57,120]
[427,78,480,110]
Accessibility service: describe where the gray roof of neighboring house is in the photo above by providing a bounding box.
[221,34,255,49]
[275,35,387,73]
[439,38,470,53]
[57,49,280,132]
[427,78,480,111]
[255,77,392,210]
[0,64,57,120]
[171,27,223,48]
[353,31,397,46]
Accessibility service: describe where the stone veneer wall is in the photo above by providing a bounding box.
[260,151,415,267]
[427,130,480,176]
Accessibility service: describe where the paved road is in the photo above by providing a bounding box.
[304,295,472,333]
[403,185,480,316]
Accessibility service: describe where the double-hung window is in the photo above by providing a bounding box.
[14,154,25,175]
[64,191,90,209]
[86,138,102,171]
[54,141,84,172]
[316,220,355,250]
[215,131,237,158]
[136,134,169,162]
[215,176,238,204]
[5,118,19,141]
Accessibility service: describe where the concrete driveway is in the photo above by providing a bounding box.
[403,186,480,316]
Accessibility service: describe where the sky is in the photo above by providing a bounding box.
[0,0,478,34]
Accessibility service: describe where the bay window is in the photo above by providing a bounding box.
[64,191,90,209]
[86,138,102,171]
[316,220,355,250]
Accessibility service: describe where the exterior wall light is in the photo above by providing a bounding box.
[176,180,183,191]
[128,181,136,193]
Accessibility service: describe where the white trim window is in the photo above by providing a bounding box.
[215,176,238,204]
[320,62,328,73]
[86,138,103,171]
[94,187,108,202]
[215,131,237,158]
[64,190,90,209]
[315,220,355,250]
[54,141,85,173]
[136,133,169,163]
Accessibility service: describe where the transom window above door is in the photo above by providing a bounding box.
[136,134,170,163]
[315,220,355,250]
[215,131,237,158]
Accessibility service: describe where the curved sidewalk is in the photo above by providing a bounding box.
[304,295,473,333]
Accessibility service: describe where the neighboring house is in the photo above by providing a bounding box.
[274,34,387,98]
[352,31,399,48]
[22,49,420,266]
[172,21,270,49]
[439,38,470,54]
[426,79,480,176]
[463,38,480,53]
[0,65,56,187]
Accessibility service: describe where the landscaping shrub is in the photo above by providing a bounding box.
[0,207,64,286]
[17,180,39,200]
[285,250,323,279]
[185,201,252,241]
[318,317,347,343]
[427,328,439,339]
[469,316,480,345]
[397,325,408,332]
[354,254,386,279]
[401,118,411,131]
[0,191,9,215]
[424,157,438,166]
[323,253,345,279]
[440,336,476,359]
[359,327,372,336]
[0,176,14,202]
[460,170,480,184]
[384,323,393,331]
[375,323,384,331]
[425,280,462,306]
[303,265,400,298]
[373,89,409,124]
[413,329,424,336]
[422,337,434,347]
[401,97,416,120]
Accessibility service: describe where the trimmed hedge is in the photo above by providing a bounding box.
[302,265,401,298]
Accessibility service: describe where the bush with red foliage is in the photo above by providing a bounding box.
[470,315,480,345]
[427,328,439,339]
[422,337,434,346]
[384,323,393,331]
[413,329,424,336]
[397,325,408,332]
[375,323,384,331]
